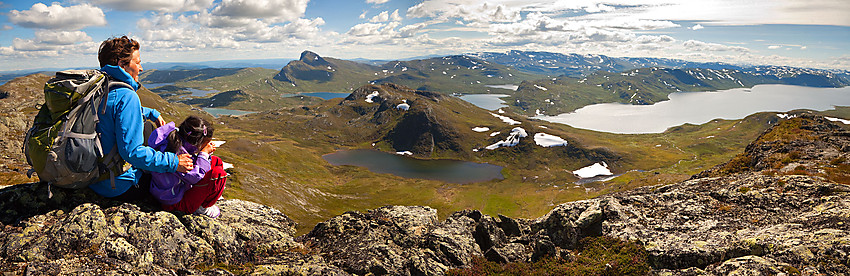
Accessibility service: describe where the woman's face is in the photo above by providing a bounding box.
[120,50,142,82]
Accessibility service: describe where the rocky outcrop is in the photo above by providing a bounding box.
[695,113,850,180]
[0,182,303,274]
[336,83,466,156]
[1,116,849,275]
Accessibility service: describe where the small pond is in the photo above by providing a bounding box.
[485,84,519,91]
[203,108,256,117]
[301,92,351,100]
[457,94,511,110]
[322,149,504,184]
[142,82,173,89]
[283,92,351,100]
[186,88,219,97]
[142,83,219,97]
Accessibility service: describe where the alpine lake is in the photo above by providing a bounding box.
[322,149,505,184]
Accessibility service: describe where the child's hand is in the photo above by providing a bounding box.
[201,140,216,155]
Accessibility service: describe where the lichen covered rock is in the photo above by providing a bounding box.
[0,185,300,275]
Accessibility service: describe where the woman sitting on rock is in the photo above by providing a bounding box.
[147,115,227,218]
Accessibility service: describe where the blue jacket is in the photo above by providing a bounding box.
[89,65,179,197]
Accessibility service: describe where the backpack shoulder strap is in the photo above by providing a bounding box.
[107,81,133,91]
[99,71,135,91]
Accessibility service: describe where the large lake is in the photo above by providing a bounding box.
[535,84,850,134]
[323,149,504,184]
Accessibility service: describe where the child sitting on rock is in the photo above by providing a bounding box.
[147,115,227,218]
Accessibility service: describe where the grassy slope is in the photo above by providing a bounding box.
[0,74,51,184]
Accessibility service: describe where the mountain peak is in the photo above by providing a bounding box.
[299,50,330,67]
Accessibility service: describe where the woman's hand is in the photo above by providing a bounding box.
[176,153,194,172]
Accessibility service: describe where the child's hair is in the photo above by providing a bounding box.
[166,116,214,154]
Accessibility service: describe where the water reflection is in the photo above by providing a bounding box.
[323,149,504,184]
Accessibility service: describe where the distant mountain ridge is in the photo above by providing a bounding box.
[469,50,850,82]
[514,66,850,115]
[269,51,543,94]
[131,50,850,116]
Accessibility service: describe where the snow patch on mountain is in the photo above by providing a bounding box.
[365,91,380,103]
[534,133,568,147]
[573,162,613,178]
[485,127,527,150]
[491,113,521,125]
[825,116,850,124]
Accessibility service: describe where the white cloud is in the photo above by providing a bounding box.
[408,1,521,24]
[600,19,679,30]
[370,10,403,22]
[370,11,390,22]
[2,25,12,31]
[366,0,390,4]
[134,6,329,52]
[391,10,403,21]
[347,23,386,37]
[359,11,368,19]
[398,22,427,37]
[347,22,401,38]
[3,34,98,60]
[34,30,92,45]
[12,38,59,52]
[275,18,327,40]
[212,0,309,22]
[635,35,675,45]
[690,24,704,30]
[86,0,213,13]
[584,3,614,13]
[636,0,850,27]
[683,40,750,52]
[8,3,106,30]
[768,45,781,49]
[411,0,850,27]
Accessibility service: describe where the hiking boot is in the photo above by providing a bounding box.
[195,205,221,218]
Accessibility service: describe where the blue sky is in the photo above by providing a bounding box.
[1,0,848,72]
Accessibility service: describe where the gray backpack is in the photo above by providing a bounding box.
[23,70,131,193]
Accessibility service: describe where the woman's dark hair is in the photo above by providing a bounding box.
[98,36,140,68]
[165,116,214,154]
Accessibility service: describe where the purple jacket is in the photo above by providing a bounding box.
[147,122,211,205]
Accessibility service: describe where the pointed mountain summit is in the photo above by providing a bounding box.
[272,50,381,89]
[274,50,336,83]
[298,50,332,67]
